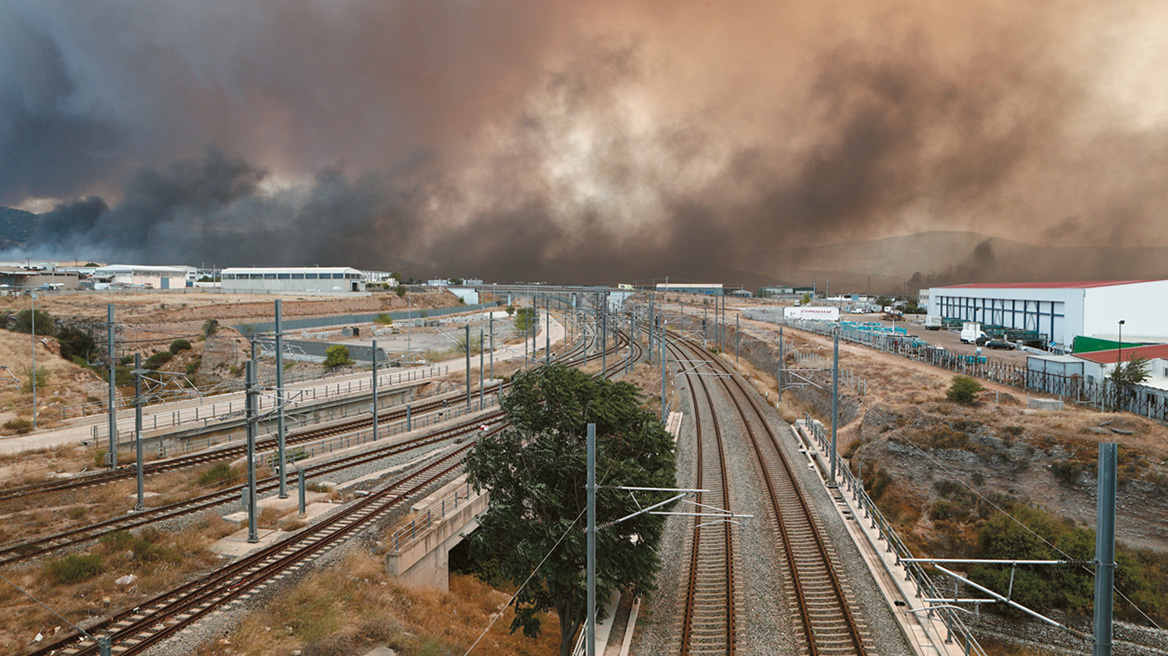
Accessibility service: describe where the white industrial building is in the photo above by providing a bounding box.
[220,267,365,293]
[92,265,189,290]
[928,280,1168,350]
[656,283,723,295]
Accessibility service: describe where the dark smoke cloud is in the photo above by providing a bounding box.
[5,1,1168,284]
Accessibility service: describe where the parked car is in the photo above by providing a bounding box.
[985,339,1015,350]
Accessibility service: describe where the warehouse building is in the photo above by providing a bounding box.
[928,280,1168,350]
[656,283,723,295]
[92,265,188,290]
[220,267,365,293]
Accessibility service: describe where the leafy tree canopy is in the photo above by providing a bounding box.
[464,364,676,655]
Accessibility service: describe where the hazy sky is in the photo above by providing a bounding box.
[3,1,1167,281]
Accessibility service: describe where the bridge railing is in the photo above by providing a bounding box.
[388,480,478,553]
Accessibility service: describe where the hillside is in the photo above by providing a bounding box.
[0,207,38,249]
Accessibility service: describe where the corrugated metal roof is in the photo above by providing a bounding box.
[939,280,1160,290]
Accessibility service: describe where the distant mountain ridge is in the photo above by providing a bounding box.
[751,231,1168,294]
[0,206,38,249]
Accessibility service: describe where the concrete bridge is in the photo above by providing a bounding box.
[384,475,487,591]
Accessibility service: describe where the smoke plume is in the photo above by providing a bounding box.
[4,1,1168,283]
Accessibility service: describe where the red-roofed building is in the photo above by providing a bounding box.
[927,280,1168,350]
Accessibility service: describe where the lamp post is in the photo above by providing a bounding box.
[1117,320,1125,368]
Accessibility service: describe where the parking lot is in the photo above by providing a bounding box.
[849,314,1032,366]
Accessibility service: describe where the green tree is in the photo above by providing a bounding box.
[449,277,464,285]
[800,292,812,306]
[946,375,984,403]
[505,305,516,317]
[463,364,676,656]
[10,308,53,334]
[513,307,538,332]
[1110,355,1150,410]
[323,344,354,368]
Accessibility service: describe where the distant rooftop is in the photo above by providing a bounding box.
[939,280,1160,290]
[1076,344,1168,365]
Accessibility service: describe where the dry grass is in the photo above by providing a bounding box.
[193,551,561,656]
[0,514,226,654]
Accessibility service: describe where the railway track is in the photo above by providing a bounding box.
[669,333,873,656]
[669,340,737,656]
[25,435,484,656]
[23,313,639,656]
[0,410,504,567]
[0,333,598,504]
[2,324,639,565]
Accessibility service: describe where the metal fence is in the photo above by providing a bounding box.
[744,314,1168,422]
[234,303,495,336]
[92,365,449,446]
[802,418,986,656]
[256,395,500,470]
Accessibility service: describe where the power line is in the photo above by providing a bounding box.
[886,430,1162,630]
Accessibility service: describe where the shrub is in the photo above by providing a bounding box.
[46,553,103,583]
[9,308,53,334]
[197,462,239,486]
[3,418,32,434]
[57,326,96,362]
[169,338,192,354]
[202,319,219,336]
[93,449,108,468]
[375,313,393,325]
[19,366,49,393]
[185,356,201,376]
[394,285,407,297]
[144,351,173,370]
[946,376,983,403]
[323,345,354,368]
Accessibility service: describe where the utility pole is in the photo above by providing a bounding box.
[735,311,740,364]
[545,296,550,366]
[1094,443,1117,656]
[465,324,471,411]
[489,310,494,380]
[275,300,288,498]
[829,330,839,486]
[106,304,117,469]
[245,359,259,543]
[586,422,597,656]
[660,321,667,421]
[133,353,144,511]
[601,301,607,375]
[479,329,484,410]
[29,292,37,430]
[648,292,655,363]
[371,339,379,441]
[778,326,784,406]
